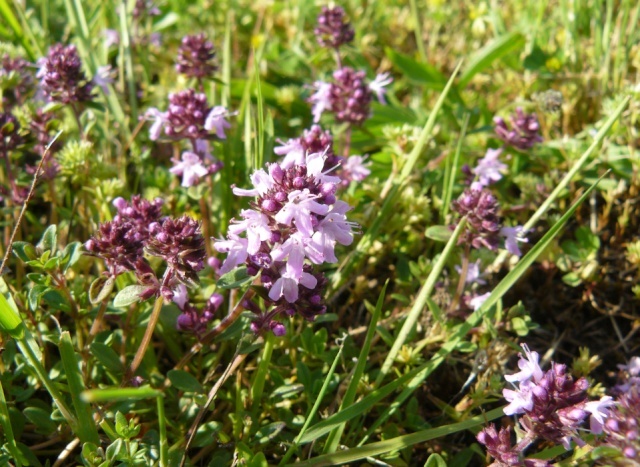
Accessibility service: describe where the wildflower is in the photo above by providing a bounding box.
[85,221,145,277]
[314,6,354,49]
[494,108,543,151]
[164,89,211,140]
[145,216,206,287]
[204,106,231,139]
[144,108,167,141]
[309,81,333,123]
[93,65,115,95]
[469,291,491,311]
[455,259,486,285]
[170,151,210,187]
[38,44,94,104]
[341,155,371,184]
[176,33,217,80]
[328,67,373,126]
[472,147,507,188]
[215,149,355,334]
[369,72,393,104]
[176,292,223,336]
[451,188,501,251]
[133,0,160,19]
[617,356,640,376]
[584,396,615,434]
[276,125,340,173]
[599,388,640,460]
[504,344,544,383]
[112,195,164,240]
[103,29,120,48]
[500,226,528,257]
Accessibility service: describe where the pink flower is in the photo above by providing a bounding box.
[214,234,248,274]
[275,138,306,169]
[228,210,272,255]
[271,231,324,278]
[145,108,167,141]
[505,344,544,383]
[500,226,528,256]
[274,189,331,237]
[309,81,332,122]
[584,396,616,434]
[469,291,491,311]
[503,380,535,415]
[232,168,274,197]
[341,155,371,183]
[268,268,318,303]
[170,151,209,187]
[204,106,232,139]
[473,147,506,188]
[369,72,393,104]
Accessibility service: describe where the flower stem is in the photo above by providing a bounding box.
[124,295,164,382]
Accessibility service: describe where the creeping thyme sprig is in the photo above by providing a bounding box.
[215,149,357,335]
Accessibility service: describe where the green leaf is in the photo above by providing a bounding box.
[425,225,453,243]
[425,453,447,467]
[59,332,100,444]
[41,289,71,313]
[254,422,286,445]
[61,242,83,272]
[81,386,163,403]
[23,406,56,435]
[217,267,255,289]
[89,342,123,375]
[167,370,204,393]
[11,242,36,262]
[89,277,115,305]
[385,48,447,90]
[36,225,57,254]
[459,32,526,88]
[112,284,147,307]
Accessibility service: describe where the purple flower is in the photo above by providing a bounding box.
[204,106,231,139]
[268,268,318,303]
[500,226,528,257]
[469,291,491,311]
[314,6,354,48]
[309,81,333,123]
[112,195,164,240]
[170,151,209,187]
[455,259,486,285]
[145,216,206,286]
[176,33,217,79]
[494,108,543,151]
[505,344,544,384]
[85,221,145,277]
[341,155,371,184]
[472,147,507,188]
[93,65,115,95]
[164,89,211,140]
[172,284,189,310]
[451,188,501,251]
[103,29,120,48]
[215,234,249,275]
[1,55,34,106]
[228,210,273,255]
[600,388,640,459]
[584,396,615,434]
[617,356,640,376]
[144,108,167,141]
[369,72,393,104]
[274,189,331,237]
[328,67,373,126]
[38,43,94,104]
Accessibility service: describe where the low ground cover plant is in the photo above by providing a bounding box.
[0,0,638,465]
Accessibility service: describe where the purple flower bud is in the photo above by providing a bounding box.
[38,44,94,104]
[314,6,354,48]
[270,321,286,336]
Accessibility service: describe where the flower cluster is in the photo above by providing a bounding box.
[176,33,217,80]
[494,108,543,151]
[85,220,146,277]
[214,150,356,335]
[478,345,591,465]
[37,44,94,105]
[310,67,392,126]
[314,6,354,49]
[451,188,527,256]
[145,88,230,187]
[274,125,370,186]
[472,147,507,189]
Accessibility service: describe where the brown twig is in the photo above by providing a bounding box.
[0,131,62,276]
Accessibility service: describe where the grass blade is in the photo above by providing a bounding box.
[0,379,22,467]
[374,217,467,386]
[323,281,389,453]
[279,340,345,465]
[297,406,504,466]
[81,386,163,403]
[59,331,100,444]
